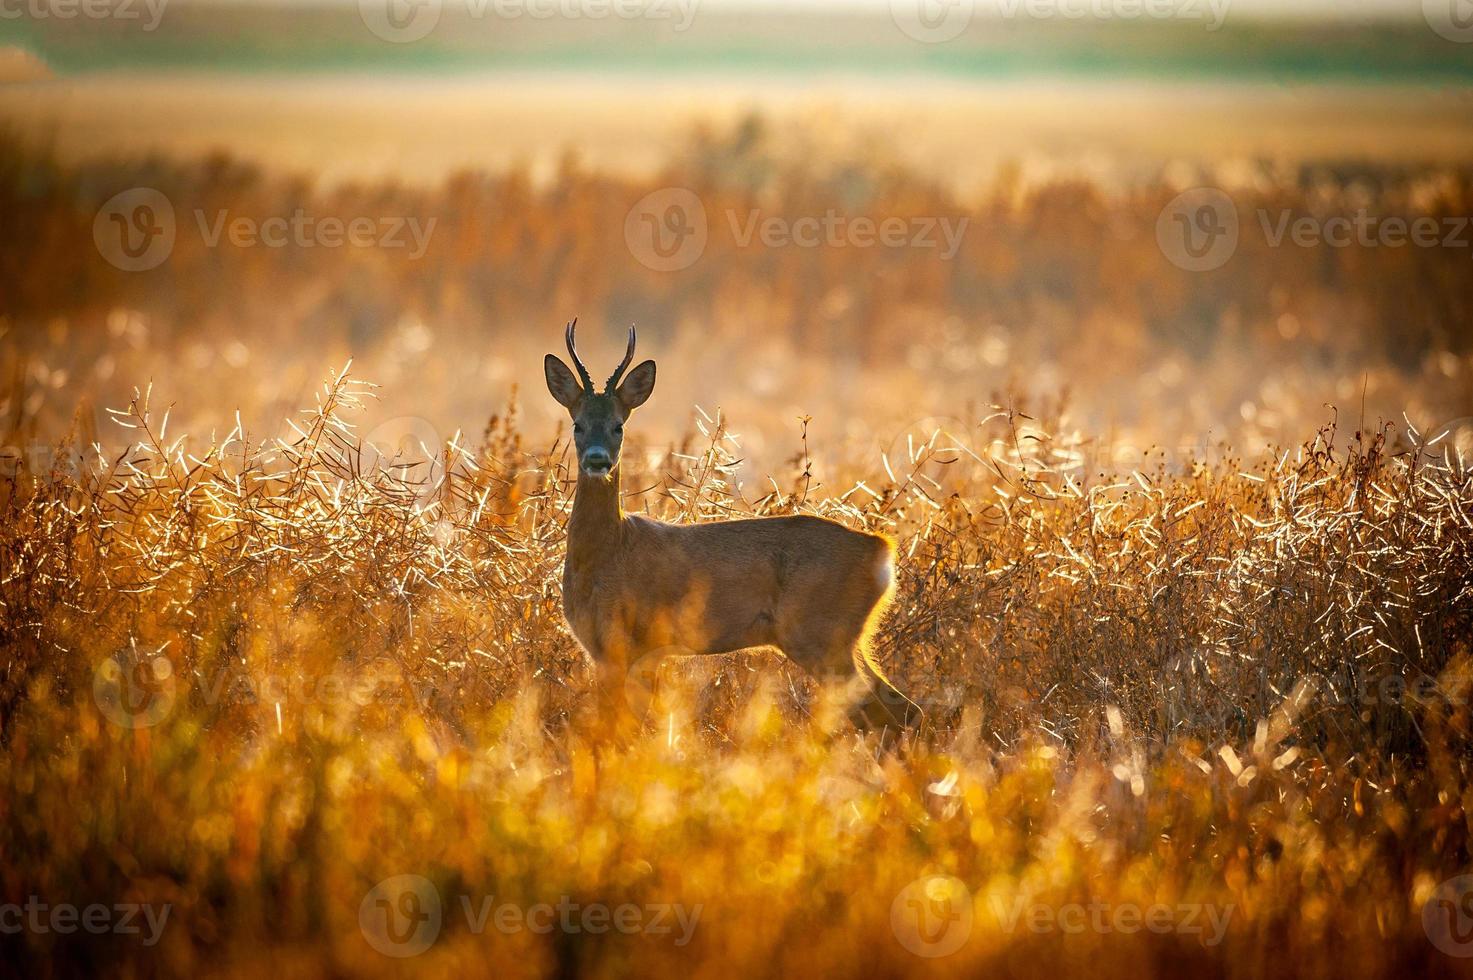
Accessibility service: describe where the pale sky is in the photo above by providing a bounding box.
[705,0,1415,13]
[178,0,1428,17]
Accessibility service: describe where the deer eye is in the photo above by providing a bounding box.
[573,423,584,434]
[614,424,624,434]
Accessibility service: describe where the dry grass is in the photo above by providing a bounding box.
[1,365,1472,977]
[3,128,1473,977]
[4,121,1472,466]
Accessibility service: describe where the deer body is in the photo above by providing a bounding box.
[546,321,916,732]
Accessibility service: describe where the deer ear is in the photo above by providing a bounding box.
[545,354,583,410]
[616,360,657,411]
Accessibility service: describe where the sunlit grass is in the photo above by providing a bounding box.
[1,361,1471,976]
[3,119,1473,976]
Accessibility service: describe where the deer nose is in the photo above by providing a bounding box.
[581,448,612,474]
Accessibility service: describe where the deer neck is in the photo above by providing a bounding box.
[567,465,624,572]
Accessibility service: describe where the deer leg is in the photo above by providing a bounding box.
[777,620,918,734]
[572,628,642,739]
[849,652,921,732]
[775,547,921,736]
[779,638,913,735]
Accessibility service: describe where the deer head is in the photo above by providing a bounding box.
[544,319,657,479]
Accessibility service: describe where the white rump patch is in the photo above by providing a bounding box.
[874,552,894,592]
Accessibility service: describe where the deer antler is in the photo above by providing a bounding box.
[605,326,637,393]
[564,318,595,392]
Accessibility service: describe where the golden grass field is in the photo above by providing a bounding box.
[9,74,1473,191]
[2,118,1473,978]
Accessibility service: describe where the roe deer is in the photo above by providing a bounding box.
[544,319,920,735]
